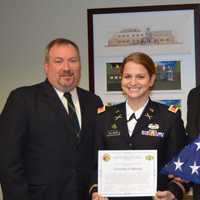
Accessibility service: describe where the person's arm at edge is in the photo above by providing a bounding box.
[0,90,30,200]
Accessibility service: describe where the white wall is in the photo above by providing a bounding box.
[0,0,200,199]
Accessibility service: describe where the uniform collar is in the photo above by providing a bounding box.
[126,99,149,121]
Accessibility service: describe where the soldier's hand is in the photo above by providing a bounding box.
[92,192,109,200]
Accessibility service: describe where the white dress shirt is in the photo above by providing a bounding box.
[126,100,149,137]
[55,88,82,128]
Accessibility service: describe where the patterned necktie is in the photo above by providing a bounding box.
[64,92,80,138]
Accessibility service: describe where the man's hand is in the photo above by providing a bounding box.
[153,190,176,200]
[168,174,189,183]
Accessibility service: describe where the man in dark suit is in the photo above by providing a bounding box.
[0,38,103,200]
[186,85,200,200]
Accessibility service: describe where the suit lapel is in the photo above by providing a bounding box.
[77,88,87,133]
[40,80,75,136]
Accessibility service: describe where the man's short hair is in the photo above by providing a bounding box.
[44,38,80,63]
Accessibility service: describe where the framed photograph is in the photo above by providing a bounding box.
[87,4,200,123]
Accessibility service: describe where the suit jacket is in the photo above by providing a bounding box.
[186,86,200,200]
[186,85,200,140]
[0,80,103,200]
[92,100,187,200]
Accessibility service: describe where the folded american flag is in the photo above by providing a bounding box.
[160,134,200,184]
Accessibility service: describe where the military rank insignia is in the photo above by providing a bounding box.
[168,105,178,113]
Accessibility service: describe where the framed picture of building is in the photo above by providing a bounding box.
[87,4,200,123]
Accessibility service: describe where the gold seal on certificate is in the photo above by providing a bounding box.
[103,153,111,161]
[98,150,157,197]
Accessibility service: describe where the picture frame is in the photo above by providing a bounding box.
[87,4,200,123]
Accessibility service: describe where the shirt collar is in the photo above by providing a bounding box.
[54,87,78,100]
[126,99,149,121]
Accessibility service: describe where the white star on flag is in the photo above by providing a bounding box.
[195,142,200,151]
[190,161,200,175]
[174,158,184,171]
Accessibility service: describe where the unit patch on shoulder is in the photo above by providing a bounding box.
[168,105,178,113]
[97,106,106,114]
